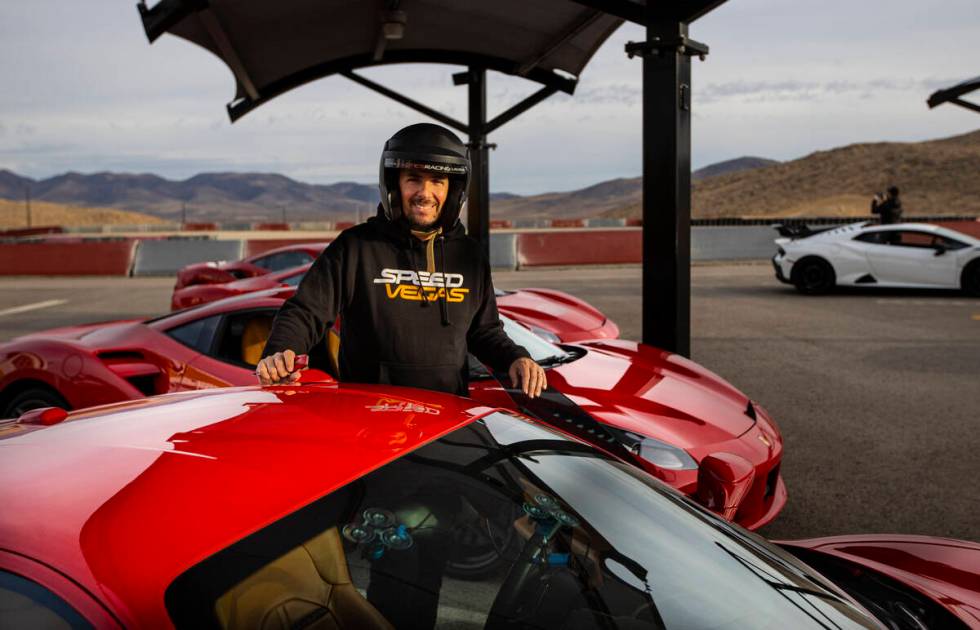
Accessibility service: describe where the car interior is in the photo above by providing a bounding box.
[213,526,392,630]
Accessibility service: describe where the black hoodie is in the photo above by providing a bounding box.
[262,206,530,396]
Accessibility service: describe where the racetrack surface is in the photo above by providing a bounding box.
[1,264,977,543]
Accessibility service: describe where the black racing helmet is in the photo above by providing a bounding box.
[379,123,470,230]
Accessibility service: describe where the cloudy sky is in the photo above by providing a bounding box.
[1,0,978,194]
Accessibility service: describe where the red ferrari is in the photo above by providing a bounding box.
[173,261,619,342]
[173,242,329,292]
[1,385,976,628]
[0,287,781,530]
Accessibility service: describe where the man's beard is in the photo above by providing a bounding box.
[403,196,441,230]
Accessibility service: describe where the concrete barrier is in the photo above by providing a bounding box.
[253,222,290,231]
[0,240,138,276]
[132,239,244,276]
[244,239,332,258]
[585,218,626,228]
[291,221,335,231]
[512,218,548,229]
[517,230,641,267]
[489,233,517,269]
[220,222,255,231]
[692,226,778,261]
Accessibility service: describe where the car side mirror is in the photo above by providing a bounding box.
[934,244,947,256]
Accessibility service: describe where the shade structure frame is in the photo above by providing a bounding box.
[138,0,730,357]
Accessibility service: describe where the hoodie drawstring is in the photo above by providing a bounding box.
[438,236,450,326]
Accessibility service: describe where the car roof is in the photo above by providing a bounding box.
[0,385,491,620]
[862,222,980,243]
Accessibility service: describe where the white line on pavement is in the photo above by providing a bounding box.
[0,299,68,318]
[874,299,977,307]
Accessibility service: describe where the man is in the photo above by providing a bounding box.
[256,122,546,398]
[871,186,902,225]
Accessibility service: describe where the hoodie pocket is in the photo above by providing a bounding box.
[379,362,463,395]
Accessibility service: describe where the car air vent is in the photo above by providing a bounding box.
[745,401,757,421]
[97,350,145,361]
[125,375,158,397]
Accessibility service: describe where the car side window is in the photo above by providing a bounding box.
[935,235,968,250]
[854,232,885,244]
[210,310,278,368]
[253,251,312,272]
[0,570,92,629]
[894,231,936,248]
[165,315,222,354]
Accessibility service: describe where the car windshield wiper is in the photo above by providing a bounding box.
[536,353,575,367]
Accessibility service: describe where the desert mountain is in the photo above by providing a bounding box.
[3,129,975,223]
[0,171,379,223]
[606,129,980,219]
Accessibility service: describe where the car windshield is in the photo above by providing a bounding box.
[167,412,878,629]
[500,315,573,364]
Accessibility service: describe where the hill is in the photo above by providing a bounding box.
[491,156,778,220]
[0,170,378,223]
[0,199,166,230]
[607,129,980,219]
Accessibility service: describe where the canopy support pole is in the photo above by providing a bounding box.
[467,67,491,258]
[632,18,709,357]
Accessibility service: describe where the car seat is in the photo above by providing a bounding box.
[241,315,273,366]
[213,527,393,630]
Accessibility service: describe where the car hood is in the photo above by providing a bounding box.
[547,339,755,448]
[780,535,980,625]
[497,289,611,341]
[14,318,147,342]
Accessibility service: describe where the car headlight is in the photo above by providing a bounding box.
[606,427,698,470]
[528,325,561,344]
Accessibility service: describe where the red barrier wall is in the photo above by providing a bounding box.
[182,222,217,231]
[933,219,980,239]
[516,230,641,267]
[489,219,513,229]
[244,239,333,258]
[0,240,137,275]
[550,218,585,228]
[0,226,64,238]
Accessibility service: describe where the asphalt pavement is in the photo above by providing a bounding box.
[1,264,977,542]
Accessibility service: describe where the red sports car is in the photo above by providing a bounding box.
[173,242,329,293]
[0,288,781,530]
[173,262,619,342]
[1,386,975,628]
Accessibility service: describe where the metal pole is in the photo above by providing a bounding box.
[642,19,692,356]
[467,66,490,258]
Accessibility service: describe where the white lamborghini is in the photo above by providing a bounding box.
[772,222,980,295]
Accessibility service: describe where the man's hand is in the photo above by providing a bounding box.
[509,357,547,398]
[256,349,301,385]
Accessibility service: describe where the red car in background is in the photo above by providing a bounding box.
[0,287,782,530]
[173,242,329,292]
[173,262,619,342]
[1,386,975,628]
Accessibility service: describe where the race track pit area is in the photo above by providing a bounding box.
[1,264,977,543]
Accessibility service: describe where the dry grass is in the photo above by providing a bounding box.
[0,199,166,229]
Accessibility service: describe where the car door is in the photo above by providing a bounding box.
[180,308,281,389]
[865,230,957,286]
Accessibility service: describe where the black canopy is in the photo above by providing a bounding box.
[139,0,728,356]
[928,76,980,114]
